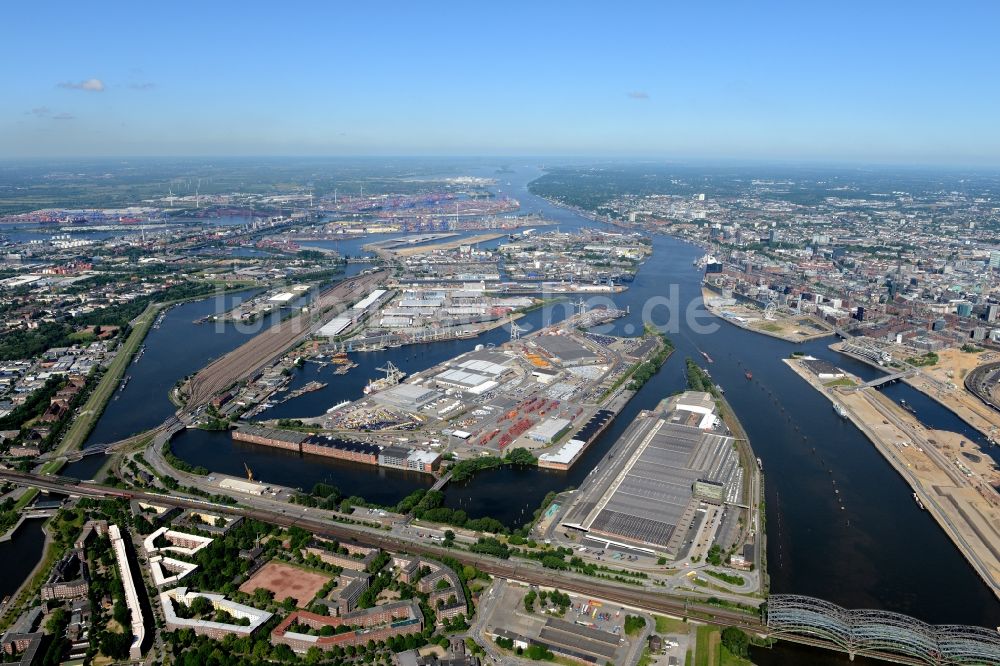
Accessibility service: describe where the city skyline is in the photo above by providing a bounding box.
[3,1,1000,164]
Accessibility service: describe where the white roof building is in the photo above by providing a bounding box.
[161,587,273,637]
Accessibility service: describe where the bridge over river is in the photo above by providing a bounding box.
[2,469,1000,665]
[767,595,1000,665]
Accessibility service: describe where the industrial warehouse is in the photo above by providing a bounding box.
[231,426,441,473]
[313,311,668,470]
[317,288,393,338]
[561,392,745,557]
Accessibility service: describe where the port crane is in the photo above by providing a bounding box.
[244,462,254,482]
[376,361,404,380]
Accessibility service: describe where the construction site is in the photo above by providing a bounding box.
[702,284,833,343]
[833,339,1000,444]
[787,355,1000,600]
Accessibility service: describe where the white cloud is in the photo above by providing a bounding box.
[29,107,51,117]
[627,91,650,100]
[52,112,75,120]
[58,78,105,92]
[128,82,156,90]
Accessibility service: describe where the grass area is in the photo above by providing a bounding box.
[704,569,746,586]
[757,322,782,333]
[39,458,65,475]
[720,646,754,666]
[12,487,39,511]
[55,303,159,456]
[823,377,856,388]
[655,614,690,634]
[555,656,584,666]
[905,352,939,367]
[694,625,717,666]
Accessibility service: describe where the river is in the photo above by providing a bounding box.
[79,163,1000,662]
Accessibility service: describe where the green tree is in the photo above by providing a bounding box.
[721,627,750,657]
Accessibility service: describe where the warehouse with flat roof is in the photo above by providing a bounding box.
[533,335,598,364]
[565,409,741,556]
[318,316,352,337]
[371,383,442,411]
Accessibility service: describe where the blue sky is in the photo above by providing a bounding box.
[3,1,999,163]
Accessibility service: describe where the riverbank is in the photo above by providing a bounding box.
[686,360,766,587]
[832,341,1000,446]
[785,356,1000,600]
[0,519,55,634]
[702,286,833,344]
[51,303,160,462]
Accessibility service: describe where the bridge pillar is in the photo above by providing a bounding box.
[848,652,854,661]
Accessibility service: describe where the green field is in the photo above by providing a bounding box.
[655,614,690,634]
[54,304,159,458]
[695,625,714,666]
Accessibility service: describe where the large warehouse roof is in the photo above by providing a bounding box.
[352,289,387,310]
[584,419,738,552]
[318,317,352,337]
[371,383,442,411]
[529,417,571,442]
[436,368,492,390]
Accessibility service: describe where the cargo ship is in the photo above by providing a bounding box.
[363,361,406,395]
[701,351,713,363]
[913,492,925,510]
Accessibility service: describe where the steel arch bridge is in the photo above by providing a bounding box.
[766,595,1000,665]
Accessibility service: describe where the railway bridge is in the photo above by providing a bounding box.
[3,470,1000,665]
[766,595,1000,665]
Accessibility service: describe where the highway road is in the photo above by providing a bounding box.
[0,468,764,632]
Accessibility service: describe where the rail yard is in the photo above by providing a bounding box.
[183,269,388,407]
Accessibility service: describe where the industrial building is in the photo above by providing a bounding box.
[232,425,307,451]
[317,316,352,337]
[302,436,381,465]
[538,409,615,470]
[230,426,440,474]
[532,334,600,364]
[527,417,571,443]
[378,446,442,472]
[562,393,742,556]
[371,383,442,412]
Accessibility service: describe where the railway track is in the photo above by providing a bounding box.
[185,270,387,406]
[2,469,761,630]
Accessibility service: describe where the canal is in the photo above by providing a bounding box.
[0,518,47,603]
[79,164,1000,660]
